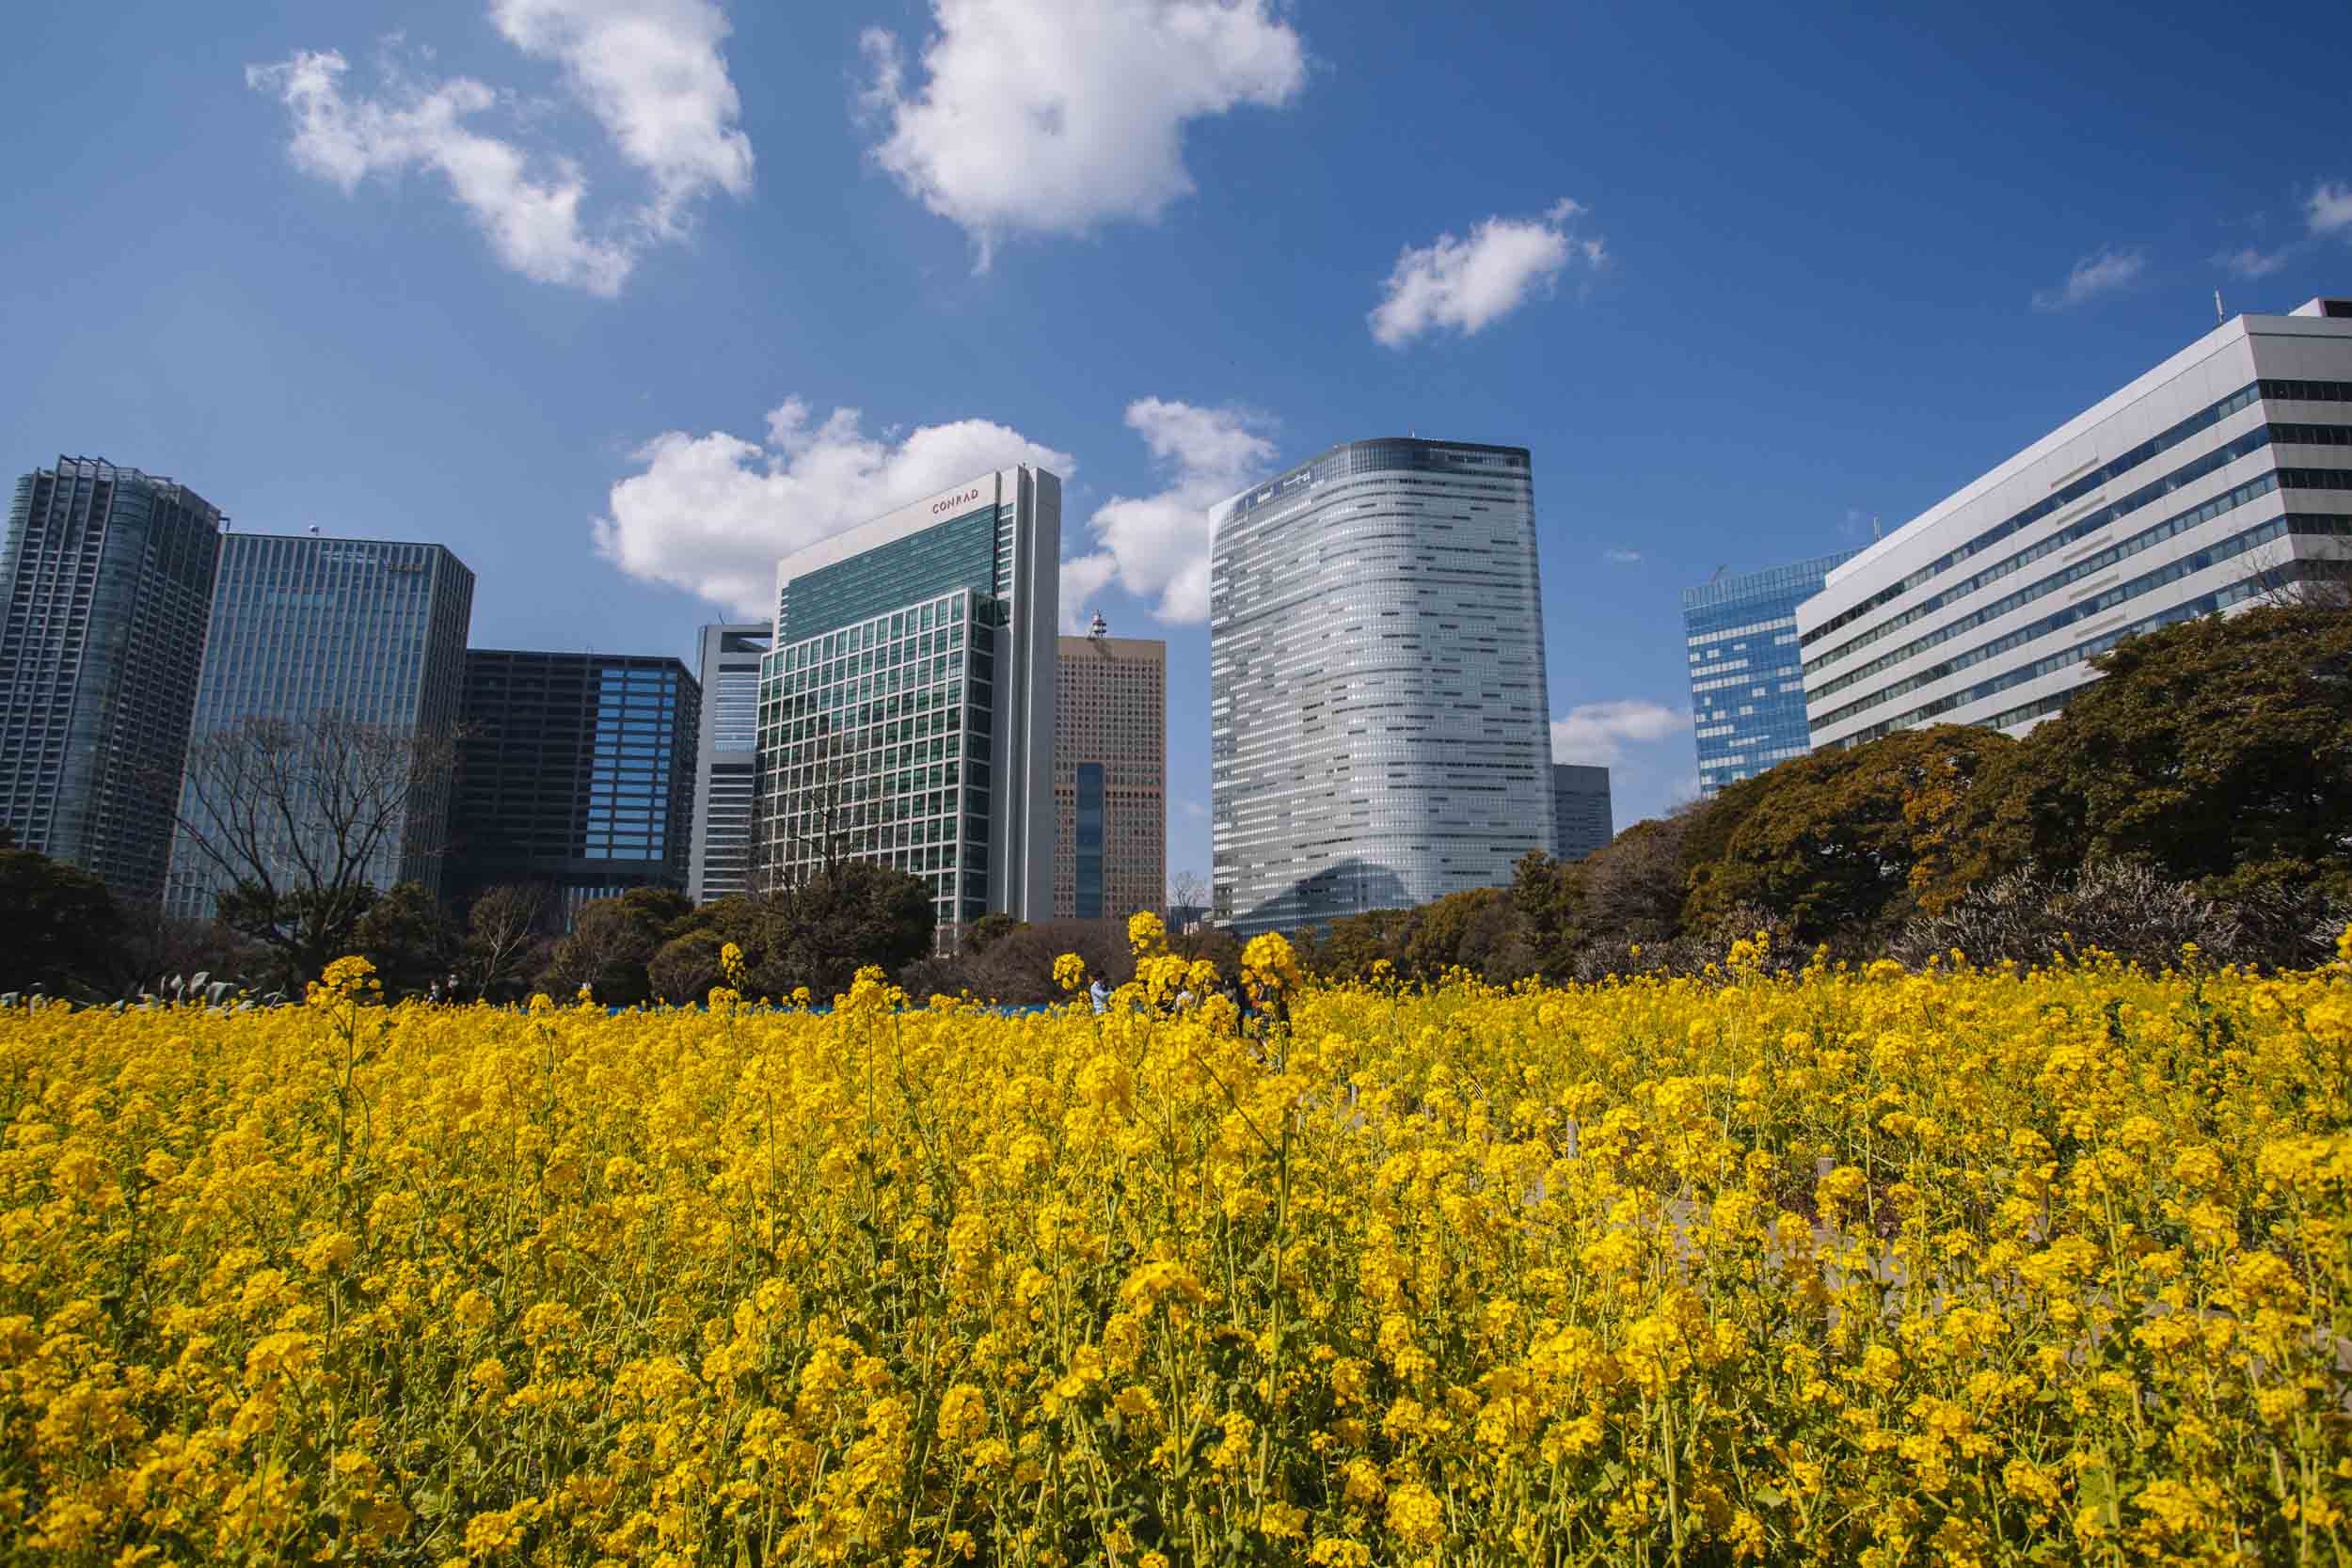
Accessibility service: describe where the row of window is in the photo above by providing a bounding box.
[1822,514,2348,741]
[1806,469,2318,704]
[1806,420,2341,668]
[1803,381,2283,647]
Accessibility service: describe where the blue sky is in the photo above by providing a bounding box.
[7,0,2350,887]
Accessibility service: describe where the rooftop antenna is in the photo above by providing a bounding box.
[1708,563,1727,582]
[1088,609,1108,639]
[1871,515,1883,540]
[2215,288,2226,325]
[306,523,320,535]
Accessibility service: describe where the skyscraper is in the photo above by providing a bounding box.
[1210,437,1554,935]
[164,533,475,920]
[1,457,223,898]
[1682,551,1858,795]
[451,652,699,922]
[1054,617,1165,922]
[1550,764,1613,862]
[687,622,771,904]
[1804,297,2352,750]
[756,467,1060,934]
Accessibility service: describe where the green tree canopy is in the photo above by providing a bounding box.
[1684,724,2020,943]
[351,882,456,998]
[0,849,119,996]
[1946,606,2352,904]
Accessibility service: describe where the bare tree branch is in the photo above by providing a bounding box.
[167,714,464,989]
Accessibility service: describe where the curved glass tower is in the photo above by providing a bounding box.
[1209,437,1554,934]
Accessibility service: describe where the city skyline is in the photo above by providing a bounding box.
[10,1,2352,886]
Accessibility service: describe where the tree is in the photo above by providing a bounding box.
[461,884,548,1001]
[351,882,456,998]
[647,928,726,1004]
[1946,606,2352,906]
[1684,724,2020,944]
[169,713,464,990]
[544,900,662,1006]
[962,911,1023,954]
[762,720,873,892]
[1168,870,1212,927]
[2249,541,2352,611]
[755,861,935,1001]
[0,849,119,996]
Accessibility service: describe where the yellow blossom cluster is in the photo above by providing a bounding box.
[0,937,2347,1565]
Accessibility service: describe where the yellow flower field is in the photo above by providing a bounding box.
[3,931,2349,1567]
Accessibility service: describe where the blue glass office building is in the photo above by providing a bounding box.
[164,533,474,918]
[1681,550,1857,794]
[451,651,700,921]
[2,457,224,899]
[1210,437,1555,934]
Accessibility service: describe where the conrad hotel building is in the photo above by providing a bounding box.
[1803,297,2352,750]
[1210,437,1555,934]
[755,467,1060,933]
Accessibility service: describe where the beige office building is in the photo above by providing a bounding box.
[1053,620,1166,921]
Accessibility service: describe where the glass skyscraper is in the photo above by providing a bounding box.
[756,467,1060,935]
[687,622,771,903]
[1,457,224,899]
[164,533,474,919]
[1210,437,1554,934]
[1682,550,1856,795]
[1053,622,1165,921]
[451,651,699,921]
[1550,763,1613,862]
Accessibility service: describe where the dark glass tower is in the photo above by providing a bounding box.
[0,456,224,899]
[452,651,700,922]
[1550,763,1613,862]
[164,533,475,920]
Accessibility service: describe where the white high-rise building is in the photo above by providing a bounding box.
[1803,297,2352,750]
[755,467,1059,932]
[687,622,770,903]
[1210,437,1554,935]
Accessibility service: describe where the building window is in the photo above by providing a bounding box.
[1074,762,1104,920]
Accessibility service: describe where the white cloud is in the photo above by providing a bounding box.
[860,0,1307,264]
[249,0,749,293]
[490,0,753,237]
[2311,182,2352,236]
[1550,700,1689,768]
[1060,398,1278,625]
[1370,198,1604,348]
[247,50,635,293]
[1602,546,1642,565]
[1068,399,1289,625]
[2031,246,2146,310]
[2219,244,2293,279]
[596,398,1075,613]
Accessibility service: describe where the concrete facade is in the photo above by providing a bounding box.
[1053,625,1165,922]
[687,622,770,903]
[1803,298,2352,749]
